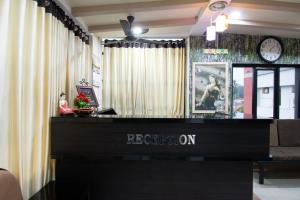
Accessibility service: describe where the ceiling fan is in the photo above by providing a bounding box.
[102,15,165,45]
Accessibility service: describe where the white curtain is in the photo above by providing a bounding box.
[66,32,92,107]
[0,0,92,199]
[92,34,102,68]
[102,43,185,117]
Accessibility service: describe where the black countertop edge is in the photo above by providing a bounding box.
[51,154,269,161]
[51,117,273,124]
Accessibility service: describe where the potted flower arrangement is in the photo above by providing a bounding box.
[74,92,93,116]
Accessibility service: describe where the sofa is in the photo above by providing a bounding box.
[257,119,300,184]
[0,168,23,200]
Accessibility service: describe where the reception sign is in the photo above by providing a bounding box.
[126,134,196,145]
[51,117,270,160]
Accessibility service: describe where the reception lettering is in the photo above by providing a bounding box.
[127,134,196,145]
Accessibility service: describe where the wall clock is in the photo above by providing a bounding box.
[257,36,283,63]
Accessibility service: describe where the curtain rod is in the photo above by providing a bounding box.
[33,0,90,45]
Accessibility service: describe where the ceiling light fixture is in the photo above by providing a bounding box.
[206,25,216,41]
[215,14,228,32]
[132,27,143,35]
[209,0,231,11]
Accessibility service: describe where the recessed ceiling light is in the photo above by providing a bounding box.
[229,11,241,19]
[132,27,143,35]
[209,0,231,11]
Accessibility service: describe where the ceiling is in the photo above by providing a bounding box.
[59,0,300,39]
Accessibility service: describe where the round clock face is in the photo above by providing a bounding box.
[258,37,283,63]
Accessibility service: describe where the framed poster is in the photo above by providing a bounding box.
[76,85,99,107]
[192,62,229,114]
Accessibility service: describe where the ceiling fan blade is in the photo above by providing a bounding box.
[120,20,132,36]
[141,28,149,35]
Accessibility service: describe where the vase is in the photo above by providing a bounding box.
[74,108,93,117]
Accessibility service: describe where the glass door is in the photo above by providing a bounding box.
[279,68,296,119]
[255,69,275,119]
[233,64,300,119]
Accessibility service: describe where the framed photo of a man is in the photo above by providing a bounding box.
[192,62,229,114]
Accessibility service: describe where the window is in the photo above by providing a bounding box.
[232,65,300,119]
[279,68,295,119]
[232,68,253,118]
[256,70,274,119]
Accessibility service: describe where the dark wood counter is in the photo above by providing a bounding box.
[35,117,271,200]
[51,117,270,160]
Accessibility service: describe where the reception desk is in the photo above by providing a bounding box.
[37,118,271,200]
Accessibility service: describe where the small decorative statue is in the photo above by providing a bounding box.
[59,93,74,116]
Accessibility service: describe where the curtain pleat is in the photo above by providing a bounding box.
[0,0,92,199]
[102,45,185,117]
[92,35,102,68]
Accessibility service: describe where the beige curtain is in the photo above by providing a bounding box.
[66,32,92,107]
[102,44,185,117]
[0,0,92,199]
[91,34,102,68]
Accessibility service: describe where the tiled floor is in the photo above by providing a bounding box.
[253,172,300,200]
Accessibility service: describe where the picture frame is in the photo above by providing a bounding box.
[192,62,229,114]
[76,85,99,107]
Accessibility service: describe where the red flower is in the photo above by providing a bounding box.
[75,92,90,108]
[83,97,89,103]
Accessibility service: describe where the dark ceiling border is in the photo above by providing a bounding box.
[103,39,186,48]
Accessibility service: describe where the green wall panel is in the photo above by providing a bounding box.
[189,33,300,118]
